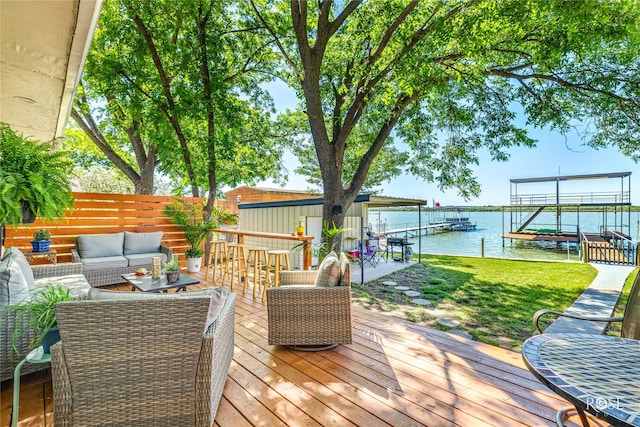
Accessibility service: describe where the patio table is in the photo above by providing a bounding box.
[522,333,640,427]
[122,272,199,293]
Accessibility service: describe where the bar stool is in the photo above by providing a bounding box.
[263,249,291,302]
[204,240,227,283]
[222,243,247,291]
[245,247,268,299]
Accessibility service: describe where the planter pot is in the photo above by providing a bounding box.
[186,257,202,273]
[296,226,305,236]
[41,328,60,354]
[30,240,51,253]
[166,270,180,283]
[21,201,36,224]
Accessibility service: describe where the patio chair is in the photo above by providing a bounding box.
[367,237,388,264]
[358,240,378,267]
[50,290,235,426]
[267,252,352,350]
[533,270,640,339]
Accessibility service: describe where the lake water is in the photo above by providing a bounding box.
[368,210,640,261]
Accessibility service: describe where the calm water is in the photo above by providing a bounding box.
[368,210,640,261]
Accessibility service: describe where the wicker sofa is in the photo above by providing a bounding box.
[267,252,352,349]
[71,231,172,287]
[0,247,91,381]
[51,287,235,425]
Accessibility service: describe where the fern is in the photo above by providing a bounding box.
[0,124,74,226]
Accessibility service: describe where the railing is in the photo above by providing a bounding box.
[511,191,630,206]
[580,231,637,266]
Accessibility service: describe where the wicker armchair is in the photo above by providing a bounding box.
[51,293,235,426]
[0,262,86,381]
[534,270,640,339]
[267,255,352,350]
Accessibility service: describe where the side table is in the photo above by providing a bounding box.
[23,250,57,265]
[11,346,51,427]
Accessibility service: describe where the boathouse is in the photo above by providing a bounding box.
[504,172,636,265]
[234,193,426,269]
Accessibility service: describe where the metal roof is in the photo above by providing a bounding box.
[510,171,631,184]
[239,194,427,209]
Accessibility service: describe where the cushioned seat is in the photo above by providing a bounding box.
[0,247,90,381]
[80,256,129,270]
[51,287,235,426]
[72,231,172,287]
[267,252,352,349]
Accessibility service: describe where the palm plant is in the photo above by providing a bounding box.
[11,285,73,354]
[163,200,235,258]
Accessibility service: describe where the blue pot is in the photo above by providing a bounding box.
[41,328,60,354]
[30,240,51,252]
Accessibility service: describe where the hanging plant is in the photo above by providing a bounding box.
[0,124,74,226]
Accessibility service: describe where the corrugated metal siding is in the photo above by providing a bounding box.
[238,201,365,269]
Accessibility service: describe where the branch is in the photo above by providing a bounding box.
[249,0,302,81]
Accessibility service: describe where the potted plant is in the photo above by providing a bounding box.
[162,254,180,283]
[296,216,305,236]
[163,200,234,273]
[11,285,73,354]
[0,124,74,227]
[31,229,52,253]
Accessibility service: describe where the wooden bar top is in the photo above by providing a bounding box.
[212,229,314,242]
[212,228,313,269]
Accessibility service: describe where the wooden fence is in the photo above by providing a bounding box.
[3,192,203,266]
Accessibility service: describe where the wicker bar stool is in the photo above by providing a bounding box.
[204,240,227,283]
[222,243,247,291]
[245,247,268,299]
[263,249,291,302]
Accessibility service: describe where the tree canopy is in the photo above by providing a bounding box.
[72,0,288,211]
[249,0,640,229]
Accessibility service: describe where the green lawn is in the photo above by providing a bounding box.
[608,267,639,336]
[352,255,599,351]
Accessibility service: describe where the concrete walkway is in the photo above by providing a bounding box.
[544,263,635,334]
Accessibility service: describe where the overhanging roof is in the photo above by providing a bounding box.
[0,0,103,142]
[239,194,427,210]
[510,171,631,184]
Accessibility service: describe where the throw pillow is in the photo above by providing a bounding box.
[314,254,341,287]
[339,252,351,286]
[0,251,31,305]
[76,232,125,258]
[123,231,163,255]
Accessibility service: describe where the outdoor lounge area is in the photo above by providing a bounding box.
[1,268,595,427]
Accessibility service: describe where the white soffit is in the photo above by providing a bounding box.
[0,0,102,142]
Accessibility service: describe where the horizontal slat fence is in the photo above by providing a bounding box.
[3,192,203,266]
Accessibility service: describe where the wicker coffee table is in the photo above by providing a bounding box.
[122,273,199,293]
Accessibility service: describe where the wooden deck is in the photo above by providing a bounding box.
[2,270,600,426]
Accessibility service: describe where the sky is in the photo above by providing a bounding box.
[254,80,638,207]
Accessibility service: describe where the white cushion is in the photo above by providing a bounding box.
[33,274,91,300]
[314,254,341,287]
[124,231,163,255]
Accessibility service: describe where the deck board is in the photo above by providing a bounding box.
[1,270,592,426]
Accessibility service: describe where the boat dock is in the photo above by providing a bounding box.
[385,218,476,236]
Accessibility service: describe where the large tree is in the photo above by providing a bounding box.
[73,0,288,213]
[250,0,640,233]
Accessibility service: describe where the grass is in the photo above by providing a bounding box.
[607,267,638,336]
[351,254,598,351]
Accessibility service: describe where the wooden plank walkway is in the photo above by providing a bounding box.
[1,270,600,426]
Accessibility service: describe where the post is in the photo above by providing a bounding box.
[481,238,485,258]
[582,241,589,263]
